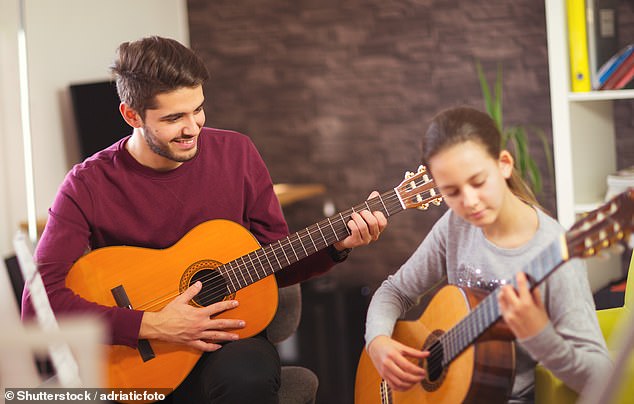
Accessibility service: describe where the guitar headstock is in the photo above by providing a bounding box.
[395,165,443,210]
[566,188,634,259]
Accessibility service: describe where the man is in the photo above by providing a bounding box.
[21,36,387,402]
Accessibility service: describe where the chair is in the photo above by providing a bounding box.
[535,251,634,403]
[267,283,319,404]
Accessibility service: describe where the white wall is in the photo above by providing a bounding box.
[0,0,189,257]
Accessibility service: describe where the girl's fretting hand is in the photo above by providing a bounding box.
[497,272,550,339]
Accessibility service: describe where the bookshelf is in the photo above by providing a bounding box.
[545,0,630,290]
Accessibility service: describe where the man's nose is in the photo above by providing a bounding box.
[182,114,200,135]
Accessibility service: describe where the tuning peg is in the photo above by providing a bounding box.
[417,165,427,173]
[432,198,442,206]
[404,171,414,179]
[418,203,429,210]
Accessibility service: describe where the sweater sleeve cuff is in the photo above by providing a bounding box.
[517,321,558,361]
[111,308,144,348]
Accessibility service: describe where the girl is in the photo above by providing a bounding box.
[364,106,611,402]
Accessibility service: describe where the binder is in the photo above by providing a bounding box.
[567,0,592,92]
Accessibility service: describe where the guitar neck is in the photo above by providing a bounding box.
[219,188,407,293]
[439,236,567,366]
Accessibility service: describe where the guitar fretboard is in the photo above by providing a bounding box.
[219,189,406,294]
[438,237,567,366]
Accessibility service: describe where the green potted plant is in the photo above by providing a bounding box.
[475,61,553,196]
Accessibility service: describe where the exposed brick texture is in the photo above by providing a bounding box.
[186,1,633,402]
[187,0,591,289]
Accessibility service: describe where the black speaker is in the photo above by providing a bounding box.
[69,80,130,160]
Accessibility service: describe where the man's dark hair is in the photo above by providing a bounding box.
[110,36,209,119]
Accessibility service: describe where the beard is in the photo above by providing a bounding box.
[142,125,197,163]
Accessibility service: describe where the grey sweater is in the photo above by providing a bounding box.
[365,208,612,402]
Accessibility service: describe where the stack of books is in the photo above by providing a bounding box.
[593,44,634,90]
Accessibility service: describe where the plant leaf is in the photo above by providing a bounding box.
[527,156,543,194]
[476,60,495,119]
[531,126,554,184]
[494,63,503,130]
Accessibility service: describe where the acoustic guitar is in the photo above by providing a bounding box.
[65,166,441,399]
[355,188,634,404]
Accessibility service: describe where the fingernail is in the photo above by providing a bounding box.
[239,321,245,327]
[232,301,239,307]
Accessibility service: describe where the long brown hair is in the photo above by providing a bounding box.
[422,106,540,207]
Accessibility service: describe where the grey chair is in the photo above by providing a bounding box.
[267,284,318,404]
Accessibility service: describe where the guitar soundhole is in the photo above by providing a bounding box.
[421,329,448,392]
[190,269,228,306]
[180,259,233,307]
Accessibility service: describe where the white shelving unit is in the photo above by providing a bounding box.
[544,0,630,291]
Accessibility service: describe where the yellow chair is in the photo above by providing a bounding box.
[535,251,634,403]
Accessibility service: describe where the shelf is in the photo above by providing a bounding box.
[568,89,634,102]
[574,201,602,215]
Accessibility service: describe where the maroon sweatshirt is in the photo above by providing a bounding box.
[22,128,336,347]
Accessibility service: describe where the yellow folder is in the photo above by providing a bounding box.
[567,0,592,92]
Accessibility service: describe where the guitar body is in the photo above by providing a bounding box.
[66,219,278,392]
[355,285,515,404]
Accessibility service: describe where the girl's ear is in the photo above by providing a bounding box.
[498,150,514,179]
[119,103,143,128]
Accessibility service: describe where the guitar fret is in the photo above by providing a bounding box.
[316,223,328,246]
[339,213,351,236]
[487,294,496,324]
[299,230,309,256]
[238,257,248,287]
[307,228,318,251]
[288,235,300,261]
[446,331,455,365]
[262,246,275,275]
[278,239,291,266]
[252,251,266,280]
[271,242,283,269]
[246,255,256,283]
[442,334,450,366]
[326,217,338,242]
[222,264,237,293]
[378,194,389,216]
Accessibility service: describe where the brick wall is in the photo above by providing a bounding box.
[187,0,633,289]
[187,2,633,402]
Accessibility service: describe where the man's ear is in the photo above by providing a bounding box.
[119,103,143,128]
[498,150,514,179]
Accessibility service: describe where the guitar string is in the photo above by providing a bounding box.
[143,187,442,312]
[167,187,438,307]
[134,185,437,311]
[134,190,415,311]
[423,293,498,377]
[140,186,420,309]
[425,243,564,376]
[192,186,440,304]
